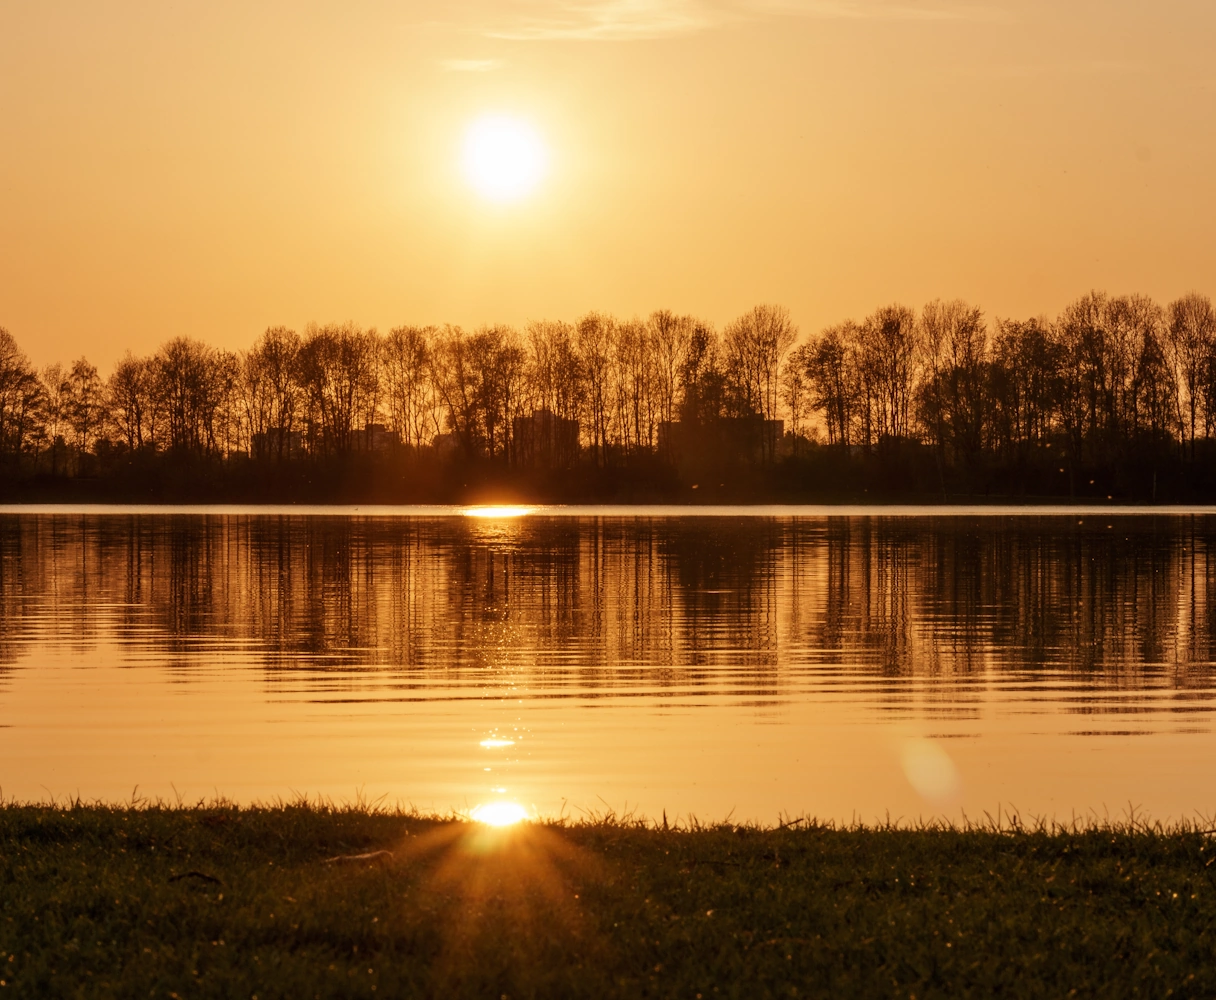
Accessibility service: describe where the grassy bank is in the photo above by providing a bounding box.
[1,804,1214,998]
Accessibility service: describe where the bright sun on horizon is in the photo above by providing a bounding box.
[460,114,549,203]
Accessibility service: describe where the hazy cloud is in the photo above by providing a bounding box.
[476,0,1006,40]
[440,58,504,72]
[485,1,724,41]
[750,0,1008,23]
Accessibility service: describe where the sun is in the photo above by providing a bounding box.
[470,801,530,827]
[461,115,548,203]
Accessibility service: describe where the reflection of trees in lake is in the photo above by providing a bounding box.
[796,517,1207,681]
[1,515,1216,696]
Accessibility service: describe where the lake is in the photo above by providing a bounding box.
[2,505,1215,826]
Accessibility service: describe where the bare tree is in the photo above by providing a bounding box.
[612,318,655,456]
[859,305,919,446]
[430,326,480,456]
[723,304,797,422]
[65,358,103,458]
[1107,294,1164,443]
[678,322,725,426]
[918,300,987,466]
[576,313,616,466]
[40,363,70,473]
[526,320,583,423]
[0,330,45,466]
[151,338,229,456]
[242,327,302,461]
[297,324,381,457]
[780,342,813,441]
[989,317,1060,466]
[524,319,584,465]
[108,353,155,452]
[211,350,242,458]
[648,311,694,449]
[1166,293,1216,457]
[382,326,438,449]
[467,326,526,461]
[804,324,858,447]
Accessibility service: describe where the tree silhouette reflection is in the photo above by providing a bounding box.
[1,513,1216,711]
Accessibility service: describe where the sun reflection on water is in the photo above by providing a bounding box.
[461,505,537,518]
[470,801,530,827]
[479,738,516,748]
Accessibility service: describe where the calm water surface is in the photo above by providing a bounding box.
[2,506,1216,824]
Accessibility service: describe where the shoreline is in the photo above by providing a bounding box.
[3,500,1216,517]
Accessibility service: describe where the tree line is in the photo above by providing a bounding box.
[0,306,794,475]
[782,291,1214,496]
[1,290,1214,500]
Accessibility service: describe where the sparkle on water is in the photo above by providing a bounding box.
[471,802,530,827]
[480,738,516,748]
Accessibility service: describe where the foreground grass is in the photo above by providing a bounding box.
[1,805,1214,998]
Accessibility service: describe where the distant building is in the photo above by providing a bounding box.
[251,429,304,460]
[658,417,784,466]
[512,408,580,468]
[361,423,400,452]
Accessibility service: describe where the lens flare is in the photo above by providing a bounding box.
[462,506,536,518]
[900,737,961,803]
[471,802,529,827]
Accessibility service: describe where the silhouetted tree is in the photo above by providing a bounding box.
[382,326,436,450]
[780,342,813,440]
[65,358,103,456]
[10,290,1216,501]
[1166,293,1216,458]
[297,324,380,457]
[612,318,655,456]
[918,300,988,471]
[526,321,583,419]
[0,330,44,467]
[524,319,584,464]
[467,326,526,461]
[859,304,919,448]
[677,322,726,427]
[242,327,302,461]
[40,362,71,474]
[577,313,615,467]
[649,311,694,448]
[723,304,797,422]
[803,324,857,448]
[988,317,1060,469]
[107,353,156,452]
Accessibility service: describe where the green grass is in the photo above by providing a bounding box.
[1,803,1214,998]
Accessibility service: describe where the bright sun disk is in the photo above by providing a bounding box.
[462,505,536,518]
[461,115,548,203]
[471,802,529,827]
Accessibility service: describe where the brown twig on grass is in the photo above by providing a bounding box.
[323,850,394,865]
[169,871,222,885]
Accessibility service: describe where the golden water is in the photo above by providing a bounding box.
[1,507,1215,825]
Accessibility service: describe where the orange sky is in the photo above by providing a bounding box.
[2,0,1214,369]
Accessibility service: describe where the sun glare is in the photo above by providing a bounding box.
[461,115,548,203]
[471,801,530,827]
[462,505,536,518]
